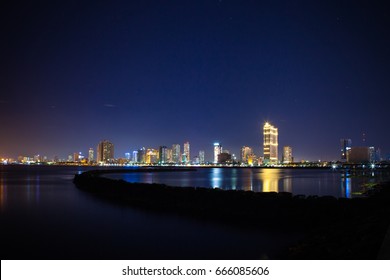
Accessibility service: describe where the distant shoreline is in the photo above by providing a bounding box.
[3,163,390,171]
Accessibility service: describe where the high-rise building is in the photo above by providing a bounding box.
[88,148,94,162]
[137,147,146,163]
[247,154,257,166]
[218,152,232,164]
[283,146,293,164]
[166,148,173,163]
[172,144,181,164]
[348,147,371,163]
[340,139,352,160]
[263,122,278,164]
[369,146,375,163]
[181,153,187,163]
[159,146,168,164]
[199,150,205,164]
[214,143,222,164]
[241,146,253,164]
[183,141,190,164]
[146,148,158,164]
[193,156,200,164]
[132,150,138,163]
[97,140,114,163]
[375,148,381,162]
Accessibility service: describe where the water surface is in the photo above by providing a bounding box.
[104,167,389,198]
[1,165,303,260]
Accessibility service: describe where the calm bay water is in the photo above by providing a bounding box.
[1,165,389,260]
[105,167,390,198]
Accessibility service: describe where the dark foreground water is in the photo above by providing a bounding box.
[1,165,389,260]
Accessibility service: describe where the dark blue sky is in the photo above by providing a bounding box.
[1,0,389,161]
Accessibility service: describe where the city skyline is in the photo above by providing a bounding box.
[5,123,385,164]
[1,1,389,161]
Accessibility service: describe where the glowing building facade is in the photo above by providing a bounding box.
[132,150,138,163]
[88,148,94,162]
[146,148,158,164]
[183,141,190,164]
[214,143,222,164]
[137,147,145,163]
[199,150,205,164]
[240,146,253,164]
[263,122,278,164]
[97,140,114,163]
[166,148,173,163]
[283,146,293,164]
[159,146,167,164]
[172,144,181,164]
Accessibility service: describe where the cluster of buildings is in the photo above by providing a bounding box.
[2,122,385,166]
[340,138,381,164]
[77,140,206,166]
[90,122,291,166]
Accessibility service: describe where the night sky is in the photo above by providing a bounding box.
[1,0,389,161]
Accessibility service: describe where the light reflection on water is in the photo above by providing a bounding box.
[341,176,352,198]
[1,165,303,259]
[211,168,222,189]
[107,167,390,198]
[1,166,389,204]
[1,165,389,260]
[257,168,279,192]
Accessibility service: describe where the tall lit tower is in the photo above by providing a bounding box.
[199,150,205,164]
[183,141,190,164]
[172,144,181,164]
[340,139,352,160]
[97,140,114,163]
[159,146,167,164]
[88,148,94,162]
[241,146,253,164]
[263,122,278,164]
[214,143,222,164]
[283,146,293,164]
[137,147,146,163]
[132,150,138,163]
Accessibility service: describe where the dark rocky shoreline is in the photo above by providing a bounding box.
[73,169,390,259]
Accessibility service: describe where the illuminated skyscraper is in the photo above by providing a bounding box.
[283,146,293,164]
[340,139,352,160]
[166,148,173,163]
[146,148,158,164]
[159,146,167,164]
[214,143,222,164]
[199,150,205,164]
[193,156,200,164]
[183,141,190,164]
[88,148,94,162]
[137,147,146,163]
[263,122,278,164]
[132,150,138,163]
[97,140,114,163]
[172,144,181,164]
[240,146,253,164]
